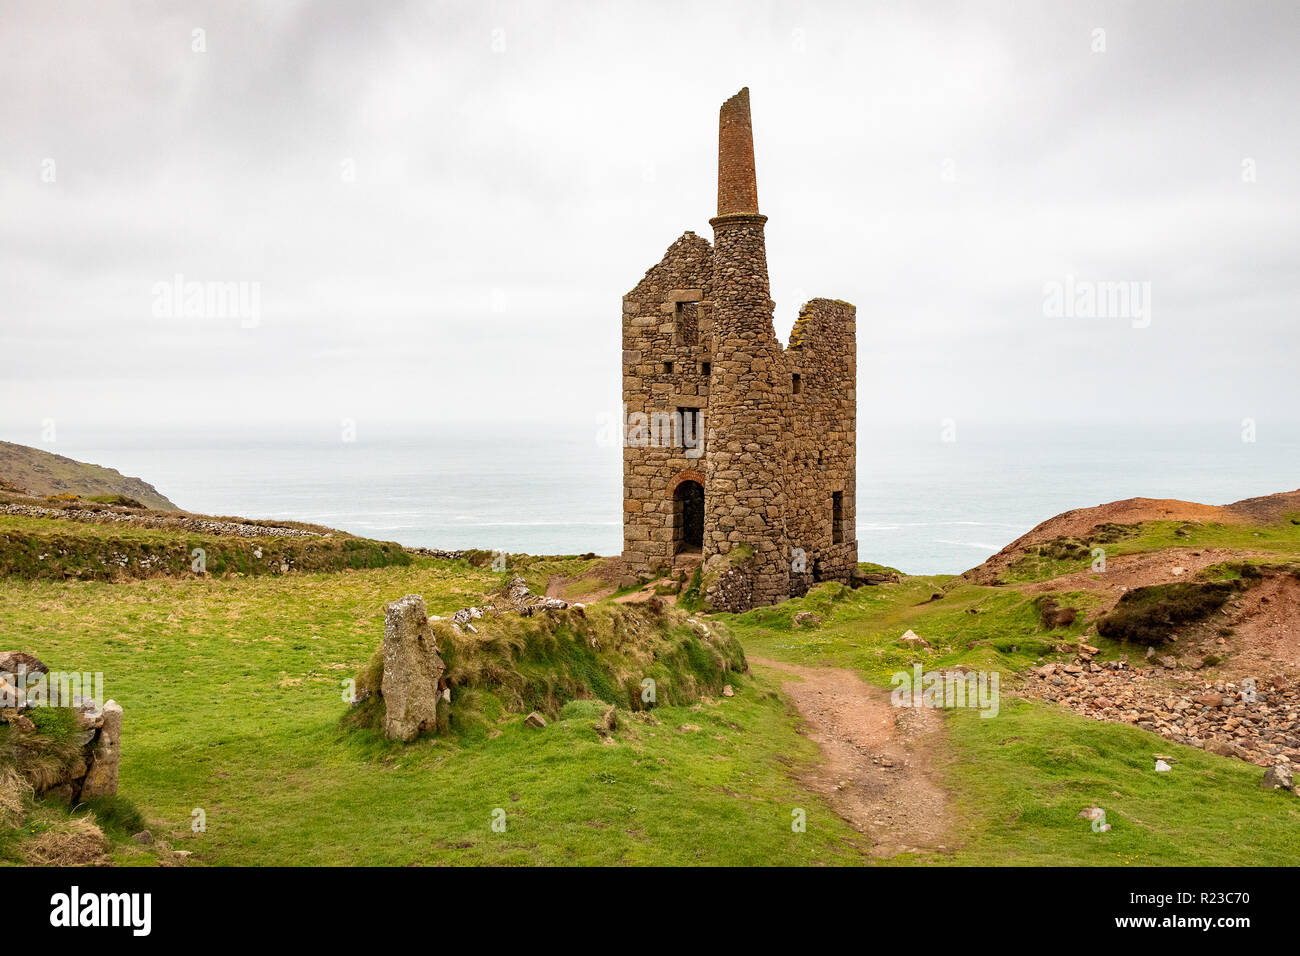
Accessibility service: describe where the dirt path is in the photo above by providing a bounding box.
[752,656,952,858]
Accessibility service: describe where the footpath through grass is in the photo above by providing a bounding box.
[720,567,1300,866]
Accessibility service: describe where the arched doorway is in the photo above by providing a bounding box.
[672,479,704,554]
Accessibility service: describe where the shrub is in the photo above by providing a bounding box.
[1096,581,1239,645]
[1035,595,1078,630]
[1030,537,1090,561]
[84,495,145,508]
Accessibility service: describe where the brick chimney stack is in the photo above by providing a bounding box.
[716,87,759,217]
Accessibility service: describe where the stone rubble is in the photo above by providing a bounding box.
[0,650,122,803]
[1023,649,1300,768]
[446,575,569,631]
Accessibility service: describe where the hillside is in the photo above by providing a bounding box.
[965,488,1300,584]
[0,440,180,511]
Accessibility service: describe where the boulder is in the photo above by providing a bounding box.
[524,712,547,729]
[1042,605,1078,629]
[504,575,533,611]
[81,700,122,799]
[1205,739,1243,759]
[1261,765,1295,791]
[380,595,445,743]
[0,651,47,676]
[792,611,821,628]
[595,705,618,736]
[900,629,930,649]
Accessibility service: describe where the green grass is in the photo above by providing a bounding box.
[942,699,1300,865]
[0,557,865,866]
[5,521,1299,865]
[723,577,1099,683]
[716,562,1300,866]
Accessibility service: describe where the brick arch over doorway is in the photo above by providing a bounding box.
[666,469,706,496]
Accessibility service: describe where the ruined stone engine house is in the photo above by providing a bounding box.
[620,87,858,611]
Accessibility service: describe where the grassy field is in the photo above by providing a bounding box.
[4,514,1300,866]
[941,700,1300,866]
[0,558,865,866]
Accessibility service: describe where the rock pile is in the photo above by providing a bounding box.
[446,575,571,633]
[0,651,122,802]
[403,547,466,559]
[1024,649,1300,767]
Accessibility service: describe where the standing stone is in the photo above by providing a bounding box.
[381,594,444,742]
[81,700,122,799]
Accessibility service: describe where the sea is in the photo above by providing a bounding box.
[20,420,1299,576]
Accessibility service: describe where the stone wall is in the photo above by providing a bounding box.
[0,651,121,804]
[621,231,715,571]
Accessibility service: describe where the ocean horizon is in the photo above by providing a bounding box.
[8,419,1295,576]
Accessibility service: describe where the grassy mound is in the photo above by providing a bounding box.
[346,599,747,740]
[0,708,86,794]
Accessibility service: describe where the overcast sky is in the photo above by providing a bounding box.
[2,0,1297,438]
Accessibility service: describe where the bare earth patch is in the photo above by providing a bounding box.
[1216,571,1300,680]
[753,657,951,858]
[1026,547,1273,613]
